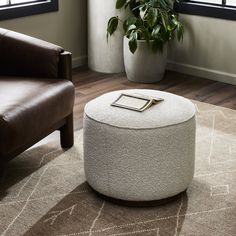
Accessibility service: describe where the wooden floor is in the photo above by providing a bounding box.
[72,67,236,130]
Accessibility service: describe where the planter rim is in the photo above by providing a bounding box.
[124,37,153,43]
[124,37,168,45]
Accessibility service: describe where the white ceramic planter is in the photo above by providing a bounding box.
[124,37,167,83]
[88,0,127,73]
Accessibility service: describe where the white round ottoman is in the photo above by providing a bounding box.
[83,89,196,204]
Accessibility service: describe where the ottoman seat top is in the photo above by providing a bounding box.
[84,89,195,129]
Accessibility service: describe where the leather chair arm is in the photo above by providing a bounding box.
[0,28,68,79]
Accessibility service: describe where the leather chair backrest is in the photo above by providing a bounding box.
[0,28,64,78]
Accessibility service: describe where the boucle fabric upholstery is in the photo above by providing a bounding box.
[84,89,195,129]
[83,89,196,201]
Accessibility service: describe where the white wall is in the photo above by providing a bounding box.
[0,0,87,68]
[168,14,236,85]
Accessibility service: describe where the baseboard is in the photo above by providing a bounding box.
[167,61,236,85]
[72,55,88,68]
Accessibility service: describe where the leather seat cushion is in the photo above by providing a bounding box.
[0,77,75,158]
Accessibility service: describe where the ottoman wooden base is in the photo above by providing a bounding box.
[91,187,187,207]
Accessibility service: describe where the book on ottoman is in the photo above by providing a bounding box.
[111,93,164,112]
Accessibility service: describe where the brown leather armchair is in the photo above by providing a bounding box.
[0,28,75,164]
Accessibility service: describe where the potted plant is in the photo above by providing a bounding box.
[107,0,184,83]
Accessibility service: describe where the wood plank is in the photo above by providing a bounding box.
[72,68,236,130]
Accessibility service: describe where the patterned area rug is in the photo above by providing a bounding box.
[0,101,236,236]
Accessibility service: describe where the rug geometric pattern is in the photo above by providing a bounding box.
[0,101,236,236]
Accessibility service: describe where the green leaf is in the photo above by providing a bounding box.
[139,4,147,20]
[177,23,184,41]
[160,11,168,31]
[151,24,161,38]
[107,17,119,37]
[149,0,158,7]
[116,0,126,9]
[127,24,137,32]
[129,39,137,54]
[138,27,150,40]
[129,0,140,17]
[146,8,158,27]
[123,16,137,32]
[128,31,138,54]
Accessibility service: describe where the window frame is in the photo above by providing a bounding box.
[0,0,58,21]
[174,0,236,21]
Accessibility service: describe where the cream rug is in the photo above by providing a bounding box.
[0,101,236,236]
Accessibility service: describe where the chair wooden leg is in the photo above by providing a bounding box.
[60,113,74,148]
